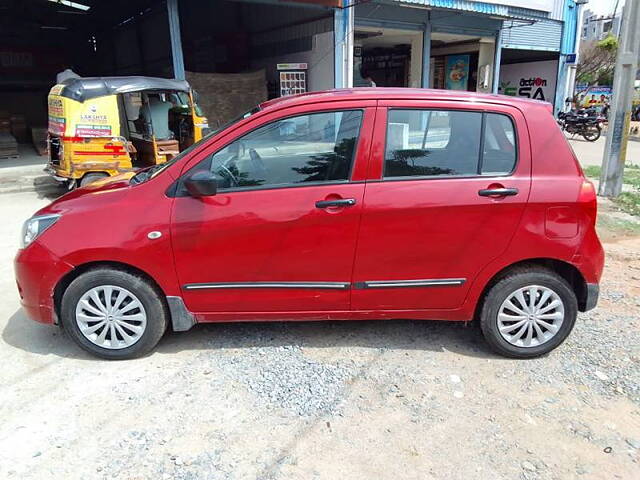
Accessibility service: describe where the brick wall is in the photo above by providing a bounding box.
[186,70,268,127]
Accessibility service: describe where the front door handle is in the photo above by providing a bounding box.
[478,187,519,197]
[315,198,356,208]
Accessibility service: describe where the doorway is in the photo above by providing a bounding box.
[354,26,424,88]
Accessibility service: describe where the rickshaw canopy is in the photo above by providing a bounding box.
[56,76,191,102]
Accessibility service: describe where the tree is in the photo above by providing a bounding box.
[576,35,618,86]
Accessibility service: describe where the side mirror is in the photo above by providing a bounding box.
[184,170,218,197]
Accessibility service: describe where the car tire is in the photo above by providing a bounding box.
[479,266,578,359]
[60,268,168,360]
[80,172,109,187]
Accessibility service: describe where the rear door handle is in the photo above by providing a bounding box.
[478,188,519,197]
[315,198,356,208]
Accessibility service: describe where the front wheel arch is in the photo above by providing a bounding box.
[53,261,167,327]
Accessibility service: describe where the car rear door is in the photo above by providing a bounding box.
[171,101,376,316]
[352,100,531,311]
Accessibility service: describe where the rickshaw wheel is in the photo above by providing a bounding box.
[80,172,110,187]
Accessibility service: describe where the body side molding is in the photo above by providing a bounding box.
[354,278,466,289]
[183,282,351,290]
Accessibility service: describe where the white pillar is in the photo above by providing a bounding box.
[334,1,354,88]
[410,34,423,88]
[477,38,496,93]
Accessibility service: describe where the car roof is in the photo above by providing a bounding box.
[259,87,551,112]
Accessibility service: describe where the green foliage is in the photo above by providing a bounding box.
[597,34,618,52]
[597,213,640,234]
[615,192,640,217]
[576,34,619,87]
[582,164,640,217]
[583,165,601,178]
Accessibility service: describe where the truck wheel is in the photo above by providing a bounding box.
[479,267,578,359]
[80,172,109,187]
[60,268,168,360]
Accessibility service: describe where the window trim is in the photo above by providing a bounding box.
[381,107,519,181]
[186,108,366,195]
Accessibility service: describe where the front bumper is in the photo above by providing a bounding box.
[14,242,74,324]
[584,283,599,312]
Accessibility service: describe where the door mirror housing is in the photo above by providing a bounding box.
[184,170,218,197]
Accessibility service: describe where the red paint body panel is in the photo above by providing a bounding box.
[14,241,74,324]
[13,88,604,327]
[352,101,532,311]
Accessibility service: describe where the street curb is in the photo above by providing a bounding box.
[0,186,63,196]
[0,182,65,196]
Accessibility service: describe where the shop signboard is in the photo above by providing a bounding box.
[498,60,558,104]
[445,55,470,91]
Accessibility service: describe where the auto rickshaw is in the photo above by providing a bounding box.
[46,76,208,187]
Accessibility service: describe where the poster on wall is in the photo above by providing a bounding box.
[498,60,558,104]
[445,55,470,91]
[576,86,612,108]
[277,63,308,97]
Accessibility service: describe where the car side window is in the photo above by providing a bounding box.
[481,113,517,175]
[385,110,482,178]
[384,109,517,178]
[206,110,363,190]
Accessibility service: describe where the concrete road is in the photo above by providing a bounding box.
[567,135,640,167]
[2,187,640,479]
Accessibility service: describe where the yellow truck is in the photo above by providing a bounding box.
[46,76,208,187]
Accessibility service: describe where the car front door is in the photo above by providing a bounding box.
[352,101,532,311]
[171,103,375,316]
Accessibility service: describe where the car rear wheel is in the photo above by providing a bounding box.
[479,267,578,358]
[60,268,168,360]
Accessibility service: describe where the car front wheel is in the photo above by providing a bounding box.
[60,268,168,360]
[480,267,578,358]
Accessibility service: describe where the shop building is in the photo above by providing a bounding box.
[0,0,583,152]
[337,0,584,113]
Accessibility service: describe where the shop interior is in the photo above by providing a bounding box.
[353,26,495,92]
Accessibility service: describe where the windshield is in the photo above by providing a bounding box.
[129,106,260,185]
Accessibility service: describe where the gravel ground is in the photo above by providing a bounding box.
[1,190,639,480]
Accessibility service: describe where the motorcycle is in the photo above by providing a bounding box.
[557,109,602,142]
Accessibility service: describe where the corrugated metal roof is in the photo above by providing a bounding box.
[395,0,507,15]
[392,0,550,20]
[501,18,563,51]
[549,0,566,21]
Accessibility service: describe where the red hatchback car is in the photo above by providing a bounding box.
[15,88,604,360]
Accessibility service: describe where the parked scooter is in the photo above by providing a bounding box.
[557,108,603,142]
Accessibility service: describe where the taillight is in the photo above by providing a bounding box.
[578,180,597,226]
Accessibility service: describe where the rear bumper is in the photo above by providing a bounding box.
[584,283,599,312]
[14,242,74,324]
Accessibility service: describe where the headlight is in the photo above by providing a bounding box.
[20,214,61,248]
